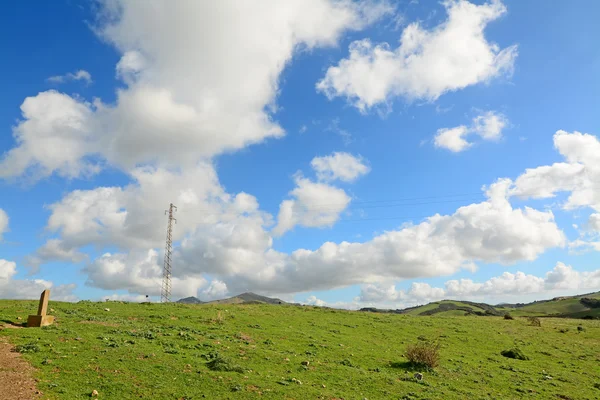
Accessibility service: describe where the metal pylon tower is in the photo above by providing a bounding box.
[161,203,177,303]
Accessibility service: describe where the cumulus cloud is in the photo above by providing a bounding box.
[311,152,370,182]
[358,262,600,307]
[47,69,92,84]
[305,295,327,307]
[174,178,564,296]
[317,0,517,111]
[272,175,351,236]
[25,239,87,272]
[0,1,391,181]
[85,250,206,299]
[201,280,229,300]
[0,91,99,180]
[0,208,8,240]
[0,259,77,301]
[434,126,471,152]
[434,111,507,152]
[510,130,600,251]
[511,131,600,210]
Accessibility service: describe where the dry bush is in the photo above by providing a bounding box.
[405,341,440,369]
[211,311,224,325]
[503,313,514,320]
[528,316,541,327]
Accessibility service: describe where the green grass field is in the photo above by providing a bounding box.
[1,300,600,399]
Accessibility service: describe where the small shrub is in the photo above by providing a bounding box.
[558,328,569,334]
[206,353,244,373]
[212,311,224,325]
[405,341,440,369]
[503,313,514,320]
[528,316,541,327]
[501,348,529,360]
[15,343,40,353]
[577,325,585,332]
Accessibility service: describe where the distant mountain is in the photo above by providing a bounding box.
[206,292,286,305]
[360,291,600,319]
[176,296,204,304]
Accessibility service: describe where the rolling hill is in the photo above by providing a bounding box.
[361,291,600,319]
[177,292,287,305]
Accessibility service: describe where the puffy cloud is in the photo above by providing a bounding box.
[511,131,600,211]
[1,0,392,181]
[102,293,149,302]
[44,163,235,251]
[47,69,92,84]
[434,111,507,152]
[201,280,229,301]
[0,91,99,180]
[358,262,600,307]
[310,152,370,182]
[317,0,517,111]
[25,239,87,272]
[472,111,508,140]
[84,250,206,299]
[176,178,564,295]
[272,175,351,236]
[588,213,600,232]
[0,259,77,301]
[0,208,8,240]
[434,126,471,152]
[305,295,327,307]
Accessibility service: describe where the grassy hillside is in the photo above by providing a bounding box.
[2,300,600,399]
[384,291,600,319]
[400,300,498,316]
[205,292,286,305]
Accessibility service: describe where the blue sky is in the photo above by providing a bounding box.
[0,0,599,306]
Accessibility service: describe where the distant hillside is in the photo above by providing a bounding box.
[361,291,600,319]
[206,292,286,305]
[362,300,501,317]
[176,296,204,304]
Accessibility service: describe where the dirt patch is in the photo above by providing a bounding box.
[0,336,41,400]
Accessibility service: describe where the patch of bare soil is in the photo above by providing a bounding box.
[0,333,41,400]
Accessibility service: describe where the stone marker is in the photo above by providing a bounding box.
[27,289,55,327]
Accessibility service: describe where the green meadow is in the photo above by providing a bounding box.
[1,300,599,399]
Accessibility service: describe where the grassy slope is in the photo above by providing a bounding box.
[404,300,490,316]
[1,301,599,400]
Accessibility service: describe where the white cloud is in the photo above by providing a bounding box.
[201,280,229,300]
[472,111,507,140]
[317,0,517,111]
[37,162,565,298]
[1,0,392,182]
[85,250,206,299]
[174,178,564,296]
[311,152,370,182]
[358,262,600,307]
[305,295,327,307]
[434,111,508,152]
[272,175,351,236]
[434,126,471,152]
[0,208,8,240]
[511,131,600,211]
[25,239,87,272]
[47,70,92,85]
[0,259,77,301]
[588,213,600,232]
[102,293,149,303]
[0,91,99,180]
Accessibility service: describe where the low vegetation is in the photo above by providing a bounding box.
[1,300,600,399]
[404,340,440,369]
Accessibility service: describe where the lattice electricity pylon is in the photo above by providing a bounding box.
[161,203,177,303]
